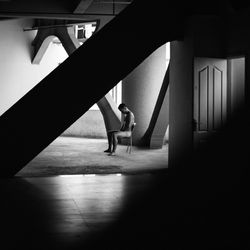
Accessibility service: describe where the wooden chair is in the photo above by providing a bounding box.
[126,123,136,154]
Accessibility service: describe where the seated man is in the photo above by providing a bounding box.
[104,103,135,156]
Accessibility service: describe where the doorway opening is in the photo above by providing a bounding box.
[227,56,245,117]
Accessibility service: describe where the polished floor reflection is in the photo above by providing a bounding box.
[1,161,249,250]
[1,173,167,250]
[2,113,249,249]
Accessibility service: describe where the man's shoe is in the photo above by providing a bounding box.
[108,152,116,156]
[104,149,111,153]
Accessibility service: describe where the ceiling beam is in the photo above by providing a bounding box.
[98,1,131,4]
[74,0,94,14]
[23,19,98,31]
[0,12,116,20]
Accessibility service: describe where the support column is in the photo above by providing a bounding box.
[169,39,194,167]
[97,94,121,132]
[56,26,81,54]
[32,29,56,64]
[122,44,166,146]
[150,86,169,149]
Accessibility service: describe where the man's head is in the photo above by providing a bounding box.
[118,103,128,114]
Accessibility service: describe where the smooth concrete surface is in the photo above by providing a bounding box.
[1,173,168,250]
[169,39,194,167]
[97,93,121,133]
[3,109,250,250]
[122,44,167,146]
[149,67,170,149]
[16,137,168,177]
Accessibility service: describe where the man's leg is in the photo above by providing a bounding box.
[112,132,119,154]
[108,132,118,156]
[108,131,131,156]
[104,131,113,153]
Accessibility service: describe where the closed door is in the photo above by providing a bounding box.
[193,57,227,147]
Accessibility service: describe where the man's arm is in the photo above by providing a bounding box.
[120,116,125,131]
[124,112,134,131]
[120,121,125,131]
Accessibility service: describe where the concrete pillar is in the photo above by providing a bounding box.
[32,26,80,64]
[57,26,81,54]
[169,39,194,167]
[97,93,121,132]
[150,86,169,149]
[32,34,55,64]
[122,44,166,146]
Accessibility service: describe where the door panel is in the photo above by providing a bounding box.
[213,66,223,129]
[198,66,209,131]
[194,57,227,147]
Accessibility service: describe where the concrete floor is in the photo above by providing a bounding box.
[2,118,248,249]
[1,173,169,250]
[16,137,168,177]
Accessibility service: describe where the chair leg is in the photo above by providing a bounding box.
[125,136,133,153]
[129,137,132,154]
[126,137,129,153]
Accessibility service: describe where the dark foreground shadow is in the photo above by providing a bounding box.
[77,107,250,250]
[1,107,249,250]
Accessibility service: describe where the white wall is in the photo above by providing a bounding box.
[0,18,67,115]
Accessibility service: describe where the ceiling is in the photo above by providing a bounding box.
[0,0,132,20]
[0,0,250,23]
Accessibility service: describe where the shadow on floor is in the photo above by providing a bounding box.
[2,108,250,249]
